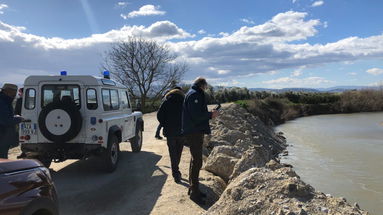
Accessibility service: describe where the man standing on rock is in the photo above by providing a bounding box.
[157,87,185,183]
[182,77,219,205]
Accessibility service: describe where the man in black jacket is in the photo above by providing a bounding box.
[157,87,185,183]
[0,83,23,158]
[182,77,218,204]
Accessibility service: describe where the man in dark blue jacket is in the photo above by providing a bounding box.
[0,83,23,158]
[157,87,185,183]
[182,77,218,204]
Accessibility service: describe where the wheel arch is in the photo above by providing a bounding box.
[108,125,122,143]
[136,117,144,131]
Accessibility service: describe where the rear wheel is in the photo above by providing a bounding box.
[103,135,120,172]
[130,126,142,152]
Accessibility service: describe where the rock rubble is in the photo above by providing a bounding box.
[199,103,368,215]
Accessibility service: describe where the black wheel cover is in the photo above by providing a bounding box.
[38,101,82,143]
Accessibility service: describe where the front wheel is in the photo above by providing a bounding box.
[130,126,143,153]
[103,135,120,172]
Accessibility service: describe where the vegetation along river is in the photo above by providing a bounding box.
[276,112,383,215]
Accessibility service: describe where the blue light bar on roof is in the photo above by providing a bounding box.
[60,71,67,76]
[103,70,110,79]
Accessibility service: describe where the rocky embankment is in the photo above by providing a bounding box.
[198,103,368,215]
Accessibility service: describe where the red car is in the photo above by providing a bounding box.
[0,159,58,215]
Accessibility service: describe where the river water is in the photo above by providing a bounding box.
[276,112,383,215]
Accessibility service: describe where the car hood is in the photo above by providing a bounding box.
[0,159,43,174]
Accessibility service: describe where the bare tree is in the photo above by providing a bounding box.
[104,37,187,111]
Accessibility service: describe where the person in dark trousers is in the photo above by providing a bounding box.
[155,124,163,140]
[157,87,185,183]
[182,77,219,205]
[0,83,23,159]
[14,87,23,116]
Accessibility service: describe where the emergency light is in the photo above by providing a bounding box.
[103,71,110,79]
[60,71,67,76]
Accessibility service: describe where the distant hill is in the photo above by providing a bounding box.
[249,86,378,93]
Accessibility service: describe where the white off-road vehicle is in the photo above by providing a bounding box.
[19,71,143,172]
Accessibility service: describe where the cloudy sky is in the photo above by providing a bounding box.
[1,0,383,88]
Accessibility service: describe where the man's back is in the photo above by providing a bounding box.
[182,85,211,135]
[157,89,184,137]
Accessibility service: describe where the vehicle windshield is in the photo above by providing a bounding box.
[42,85,81,108]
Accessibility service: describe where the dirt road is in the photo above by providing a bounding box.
[9,112,207,215]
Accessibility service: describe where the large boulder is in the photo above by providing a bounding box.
[205,167,368,215]
[203,145,241,182]
[229,146,271,181]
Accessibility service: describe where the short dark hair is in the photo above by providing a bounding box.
[193,77,207,88]
[173,86,182,90]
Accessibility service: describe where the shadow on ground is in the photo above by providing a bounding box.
[51,150,166,215]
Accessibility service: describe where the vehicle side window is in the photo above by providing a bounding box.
[102,89,119,111]
[125,91,131,109]
[86,89,98,110]
[120,90,129,109]
[24,88,36,110]
[110,89,119,110]
[102,89,111,111]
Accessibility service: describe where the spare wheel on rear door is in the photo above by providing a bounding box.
[38,100,82,143]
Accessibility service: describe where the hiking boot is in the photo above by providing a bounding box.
[174,174,181,183]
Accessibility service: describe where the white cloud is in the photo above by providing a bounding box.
[208,67,231,75]
[116,2,129,8]
[323,21,328,28]
[312,1,324,7]
[292,0,298,3]
[291,67,305,77]
[2,10,383,87]
[348,72,357,76]
[366,68,383,75]
[0,20,193,85]
[198,29,206,34]
[229,11,320,43]
[0,20,193,49]
[171,11,383,81]
[240,18,255,25]
[121,5,165,19]
[218,32,229,37]
[267,71,278,75]
[262,76,332,88]
[0,3,8,14]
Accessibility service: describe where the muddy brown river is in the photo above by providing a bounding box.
[277,112,383,215]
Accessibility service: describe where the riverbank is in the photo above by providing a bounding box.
[235,89,383,126]
[201,103,368,214]
[277,112,383,214]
